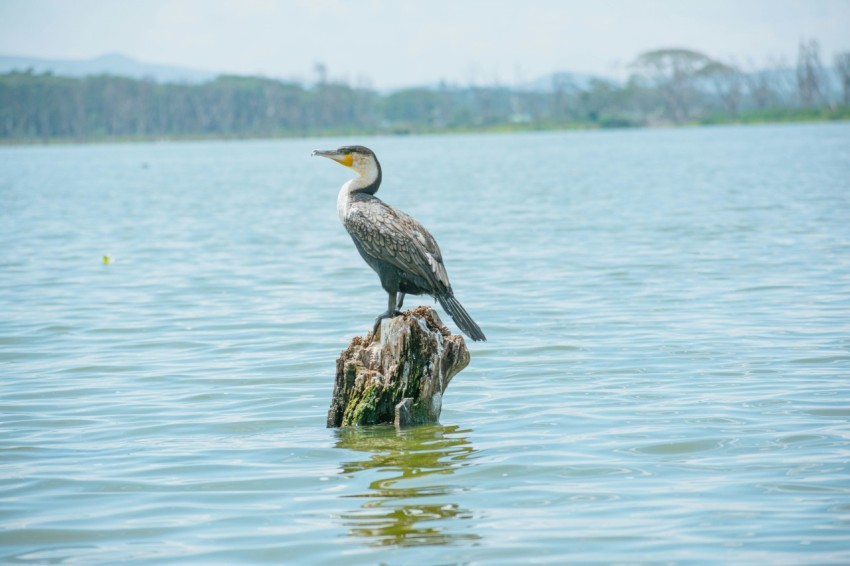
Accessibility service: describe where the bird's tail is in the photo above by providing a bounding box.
[437,293,486,342]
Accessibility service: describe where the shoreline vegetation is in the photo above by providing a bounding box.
[3,43,849,145]
[1,106,848,146]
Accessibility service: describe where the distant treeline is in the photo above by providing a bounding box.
[2,42,849,142]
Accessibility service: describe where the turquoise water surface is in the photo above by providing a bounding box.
[2,123,850,563]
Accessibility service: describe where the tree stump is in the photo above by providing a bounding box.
[327,306,470,428]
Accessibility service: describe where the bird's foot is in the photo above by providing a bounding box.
[371,309,403,338]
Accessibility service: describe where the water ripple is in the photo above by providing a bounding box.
[2,125,850,563]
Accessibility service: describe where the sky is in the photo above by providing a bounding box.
[1,0,849,88]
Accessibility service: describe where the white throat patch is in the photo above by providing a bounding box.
[336,155,379,224]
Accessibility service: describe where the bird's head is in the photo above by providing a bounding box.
[312,145,379,177]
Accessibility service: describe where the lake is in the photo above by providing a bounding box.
[2,123,849,564]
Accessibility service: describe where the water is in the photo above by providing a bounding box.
[2,123,849,564]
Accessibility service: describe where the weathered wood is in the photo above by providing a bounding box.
[327,306,470,428]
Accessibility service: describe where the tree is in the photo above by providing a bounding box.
[743,58,783,110]
[703,61,743,115]
[575,78,632,125]
[383,88,442,128]
[796,39,824,107]
[629,48,717,122]
[835,52,850,106]
[550,73,578,121]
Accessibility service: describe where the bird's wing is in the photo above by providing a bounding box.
[345,198,450,291]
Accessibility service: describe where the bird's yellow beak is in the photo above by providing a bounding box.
[312,149,353,167]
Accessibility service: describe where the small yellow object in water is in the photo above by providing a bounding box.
[103,255,110,264]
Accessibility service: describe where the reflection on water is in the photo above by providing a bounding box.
[334,424,480,547]
[3,125,849,563]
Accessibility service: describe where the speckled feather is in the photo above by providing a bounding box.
[318,144,485,341]
[344,192,451,293]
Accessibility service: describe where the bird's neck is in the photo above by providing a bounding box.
[337,159,382,224]
[346,158,382,196]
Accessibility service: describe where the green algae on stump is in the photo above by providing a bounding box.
[327,307,470,428]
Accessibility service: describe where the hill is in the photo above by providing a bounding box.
[0,53,215,84]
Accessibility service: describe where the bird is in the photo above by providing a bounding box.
[312,145,486,342]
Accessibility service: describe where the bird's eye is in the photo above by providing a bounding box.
[343,150,351,155]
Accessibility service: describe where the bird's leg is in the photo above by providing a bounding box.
[396,292,406,311]
[372,291,402,336]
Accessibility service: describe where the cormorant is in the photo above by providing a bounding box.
[312,145,486,342]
